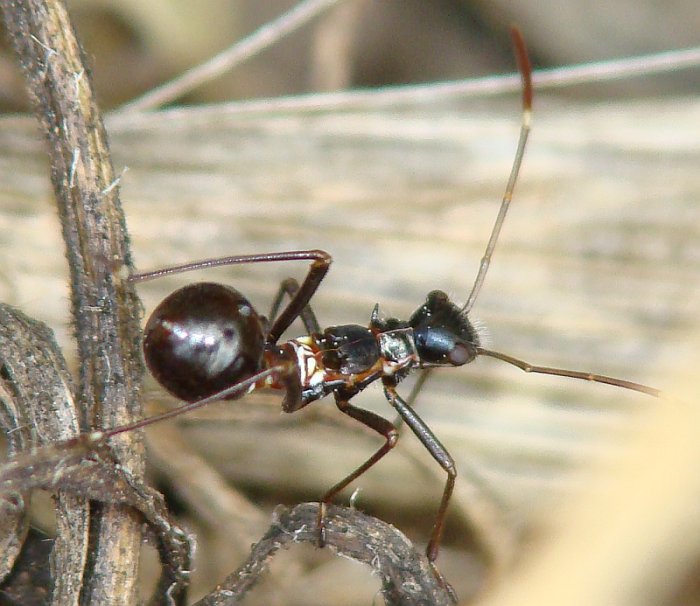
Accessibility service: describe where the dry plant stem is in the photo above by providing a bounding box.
[194,503,454,606]
[0,1,144,604]
[145,424,305,603]
[112,44,700,120]
[0,304,87,606]
[0,305,190,605]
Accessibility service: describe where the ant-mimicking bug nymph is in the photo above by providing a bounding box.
[84,27,660,593]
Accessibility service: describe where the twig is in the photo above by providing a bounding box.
[0,1,145,603]
[194,503,455,606]
[0,304,192,605]
[107,43,700,124]
[0,303,86,605]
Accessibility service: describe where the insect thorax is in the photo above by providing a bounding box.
[286,323,419,406]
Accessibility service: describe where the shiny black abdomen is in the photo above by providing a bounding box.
[143,282,265,402]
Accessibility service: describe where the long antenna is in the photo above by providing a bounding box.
[462,27,533,314]
[476,347,660,397]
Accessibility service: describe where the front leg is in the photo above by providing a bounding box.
[383,381,456,587]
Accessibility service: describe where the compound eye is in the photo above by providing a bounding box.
[447,342,476,366]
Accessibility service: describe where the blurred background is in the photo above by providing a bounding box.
[0,0,699,111]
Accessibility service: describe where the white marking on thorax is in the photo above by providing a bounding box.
[290,336,327,389]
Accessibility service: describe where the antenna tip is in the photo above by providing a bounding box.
[509,26,533,111]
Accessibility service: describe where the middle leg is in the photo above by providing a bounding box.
[317,394,399,545]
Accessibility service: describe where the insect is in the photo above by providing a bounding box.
[81,27,659,591]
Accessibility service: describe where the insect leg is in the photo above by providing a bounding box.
[268,277,321,334]
[392,368,434,431]
[129,249,332,344]
[383,382,456,565]
[317,394,399,545]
